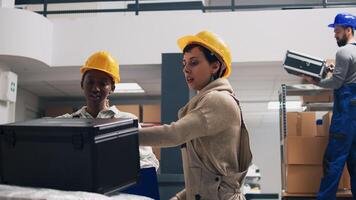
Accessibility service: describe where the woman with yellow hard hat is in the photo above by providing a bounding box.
[139,31,252,200]
[59,51,159,170]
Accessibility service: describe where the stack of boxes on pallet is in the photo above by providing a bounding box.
[284,93,350,194]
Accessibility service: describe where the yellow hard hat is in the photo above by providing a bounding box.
[80,51,120,83]
[177,31,232,78]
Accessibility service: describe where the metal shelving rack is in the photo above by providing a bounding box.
[278,84,352,199]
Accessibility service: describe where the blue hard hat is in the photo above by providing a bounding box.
[328,13,356,29]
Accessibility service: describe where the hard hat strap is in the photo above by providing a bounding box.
[214,53,227,76]
[212,62,227,80]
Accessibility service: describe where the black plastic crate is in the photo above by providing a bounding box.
[0,118,139,195]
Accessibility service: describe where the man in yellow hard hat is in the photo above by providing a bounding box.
[59,51,159,170]
[139,31,252,200]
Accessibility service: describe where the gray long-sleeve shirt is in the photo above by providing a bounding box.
[318,43,356,89]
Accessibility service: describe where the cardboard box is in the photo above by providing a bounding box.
[322,112,333,137]
[116,105,140,119]
[286,136,328,165]
[317,124,325,137]
[45,106,74,117]
[286,165,323,194]
[301,89,333,103]
[344,170,351,190]
[287,112,298,136]
[300,112,318,137]
[286,165,350,194]
[339,166,351,190]
[143,104,161,123]
[302,94,333,104]
[286,112,317,137]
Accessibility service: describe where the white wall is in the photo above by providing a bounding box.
[15,87,40,122]
[51,7,356,66]
[0,0,14,8]
[0,7,353,66]
[244,108,281,193]
[0,8,53,65]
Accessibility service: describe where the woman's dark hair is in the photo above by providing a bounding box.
[81,70,115,91]
[183,43,226,80]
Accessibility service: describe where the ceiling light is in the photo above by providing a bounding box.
[114,83,145,94]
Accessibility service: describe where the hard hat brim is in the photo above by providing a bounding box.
[80,66,120,83]
[328,23,356,29]
[328,23,336,28]
[177,35,231,78]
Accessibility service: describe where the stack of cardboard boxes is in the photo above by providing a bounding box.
[45,106,74,117]
[285,111,350,194]
[116,104,140,118]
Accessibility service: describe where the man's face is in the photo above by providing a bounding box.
[334,26,349,47]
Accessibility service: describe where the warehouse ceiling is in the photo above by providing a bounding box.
[7,59,301,102]
[5,0,316,102]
